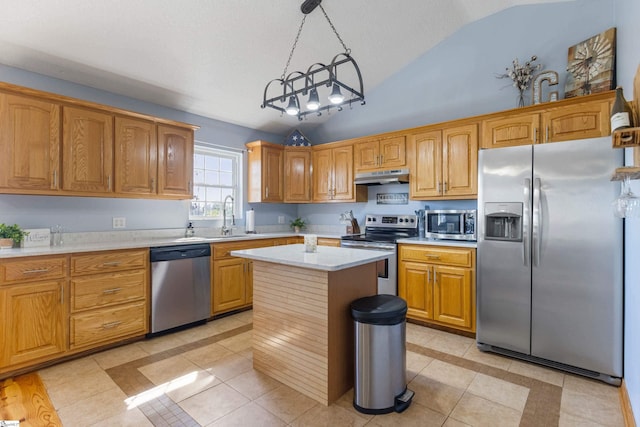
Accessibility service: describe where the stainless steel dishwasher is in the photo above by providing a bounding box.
[150,244,211,334]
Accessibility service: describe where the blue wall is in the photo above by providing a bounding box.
[615,0,640,419]
[306,0,615,143]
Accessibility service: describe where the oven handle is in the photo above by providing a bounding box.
[339,242,396,251]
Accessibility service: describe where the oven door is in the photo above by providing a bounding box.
[340,240,397,295]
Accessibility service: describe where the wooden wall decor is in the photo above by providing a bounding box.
[565,27,616,98]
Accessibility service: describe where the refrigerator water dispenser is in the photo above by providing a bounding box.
[484,202,522,241]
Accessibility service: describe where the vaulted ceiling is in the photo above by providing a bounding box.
[0,0,572,135]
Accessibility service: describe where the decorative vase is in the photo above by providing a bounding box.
[294,226,301,233]
[517,90,526,108]
[0,238,14,249]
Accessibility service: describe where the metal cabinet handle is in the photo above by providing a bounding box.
[427,268,431,283]
[22,268,50,274]
[533,128,538,144]
[102,288,122,295]
[266,186,269,198]
[443,182,448,193]
[433,268,437,285]
[102,262,121,267]
[107,175,111,190]
[53,170,58,188]
[151,177,156,192]
[545,126,550,143]
[437,181,441,194]
[61,283,64,305]
[102,321,122,329]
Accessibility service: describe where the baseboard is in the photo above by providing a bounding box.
[621,380,637,427]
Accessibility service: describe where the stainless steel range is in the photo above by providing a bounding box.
[341,214,418,295]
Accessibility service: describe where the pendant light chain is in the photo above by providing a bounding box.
[319,4,350,55]
[281,15,307,80]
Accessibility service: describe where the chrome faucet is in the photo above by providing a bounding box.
[221,195,235,235]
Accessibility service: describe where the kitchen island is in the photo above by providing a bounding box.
[231,244,392,405]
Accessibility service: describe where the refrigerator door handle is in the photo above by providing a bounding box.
[523,178,531,266]
[532,177,542,266]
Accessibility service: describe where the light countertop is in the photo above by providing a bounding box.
[231,244,393,272]
[0,232,345,259]
[396,237,477,248]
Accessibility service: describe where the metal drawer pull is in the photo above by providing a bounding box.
[102,262,122,267]
[102,321,122,329]
[426,254,440,259]
[102,288,123,295]
[22,268,50,274]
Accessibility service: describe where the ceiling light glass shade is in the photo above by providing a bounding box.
[328,83,344,104]
[306,88,320,110]
[285,96,299,115]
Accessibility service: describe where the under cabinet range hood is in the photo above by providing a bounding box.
[354,168,410,185]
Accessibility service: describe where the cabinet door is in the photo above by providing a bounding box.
[442,124,477,198]
[262,145,284,202]
[354,139,379,171]
[332,145,355,201]
[433,265,472,329]
[379,135,406,168]
[212,258,247,314]
[410,130,441,198]
[399,261,433,321]
[157,124,193,198]
[541,99,610,143]
[114,117,157,195]
[0,94,60,191]
[62,107,113,193]
[481,113,539,148]
[1,280,66,367]
[312,147,333,202]
[284,148,311,202]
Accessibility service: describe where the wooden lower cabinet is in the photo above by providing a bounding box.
[212,238,284,315]
[398,244,476,332]
[69,249,148,350]
[1,280,67,368]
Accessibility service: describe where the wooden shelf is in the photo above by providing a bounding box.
[612,128,640,148]
[611,166,640,181]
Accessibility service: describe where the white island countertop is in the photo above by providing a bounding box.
[231,244,393,272]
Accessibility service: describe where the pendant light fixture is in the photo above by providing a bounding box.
[261,0,365,120]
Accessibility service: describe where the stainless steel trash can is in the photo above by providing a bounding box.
[351,294,414,414]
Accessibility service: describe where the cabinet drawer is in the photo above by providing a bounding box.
[400,245,473,267]
[71,249,147,275]
[70,270,147,312]
[213,239,274,259]
[70,301,147,348]
[0,256,67,284]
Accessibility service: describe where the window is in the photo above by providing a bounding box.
[190,144,242,220]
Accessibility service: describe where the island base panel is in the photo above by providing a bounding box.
[252,260,377,405]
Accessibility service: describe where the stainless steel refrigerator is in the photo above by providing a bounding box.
[477,137,623,385]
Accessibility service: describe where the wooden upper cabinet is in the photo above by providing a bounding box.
[246,140,284,203]
[284,146,311,203]
[114,117,158,196]
[409,130,441,198]
[0,93,60,191]
[481,112,539,149]
[157,124,193,198]
[62,106,113,193]
[313,143,365,202]
[354,135,406,171]
[409,123,477,200]
[442,124,477,198]
[541,98,611,143]
[480,92,613,148]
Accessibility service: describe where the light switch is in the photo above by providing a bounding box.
[112,217,126,228]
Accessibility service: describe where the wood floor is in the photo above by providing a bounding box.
[0,373,62,427]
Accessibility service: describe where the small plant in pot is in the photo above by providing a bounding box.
[0,224,29,249]
[290,217,306,233]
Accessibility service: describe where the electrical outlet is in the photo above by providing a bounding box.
[278,215,285,224]
[112,217,126,229]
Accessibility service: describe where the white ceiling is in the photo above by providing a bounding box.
[0,0,570,135]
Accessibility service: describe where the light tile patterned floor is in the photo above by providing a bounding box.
[37,311,626,427]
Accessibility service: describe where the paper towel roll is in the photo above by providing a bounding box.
[246,209,255,232]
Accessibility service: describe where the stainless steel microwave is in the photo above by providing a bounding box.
[425,209,476,241]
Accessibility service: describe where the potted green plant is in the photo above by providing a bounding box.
[0,224,29,249]
[290,217,306,233]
